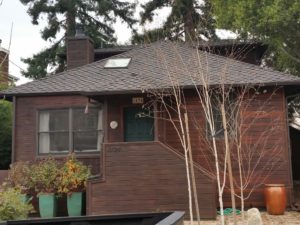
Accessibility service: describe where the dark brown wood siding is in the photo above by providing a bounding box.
[163,88,292,207]
[87,142,216,218]
[13,88,292,215]
[14,95,100,174]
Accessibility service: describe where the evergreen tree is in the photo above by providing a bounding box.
[0,72,12,170]
[0,99,12,169]
[132,28,166,44]
[138,0,217,42]
[211,0,300,75]
[20,0,136,79]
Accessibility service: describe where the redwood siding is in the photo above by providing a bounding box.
[87,142,216,218]
[14,95,100,174]
[13,89,292,215]
[163,88,292,207]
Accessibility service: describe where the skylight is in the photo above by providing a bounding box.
[104,58,131,68]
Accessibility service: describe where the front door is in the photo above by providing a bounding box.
[124,107,154,142]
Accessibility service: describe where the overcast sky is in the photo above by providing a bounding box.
[0,0,234,86]
[0,0,141,85]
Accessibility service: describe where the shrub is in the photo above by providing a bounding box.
[6,161,31,194]
[30,157,61,194]
[0,187,33,221]
[58,154,91,194]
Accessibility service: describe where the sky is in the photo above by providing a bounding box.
[0,0,235,86]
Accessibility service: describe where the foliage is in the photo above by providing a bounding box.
[21,43,65,80]
[132,28,167,44]
[139,0,217,41]
[0,187,33,221]
[58,154,91,194]
[6,162,31,194]
[30,158,61,194]
[0,80,9,91]
[20,0,136,79]
[0,100,12,170]
[211,0,300,75]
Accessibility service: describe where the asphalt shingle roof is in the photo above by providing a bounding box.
[2,41,300,97]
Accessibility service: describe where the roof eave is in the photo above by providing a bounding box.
[2,81,300,98]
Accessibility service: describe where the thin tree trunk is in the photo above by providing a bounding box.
[177,109,194,223]
[221,103,237,225]
[211,137,225,225]
[184,113,201,225]
[237,138,245,221]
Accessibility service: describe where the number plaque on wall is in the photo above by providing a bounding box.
[132,97,144,104]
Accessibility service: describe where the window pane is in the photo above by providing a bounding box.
[73,108,99,131]
[104,58,131,68]
[50,132,69,152]
[73,131,101,151]
[39,110,69,132]
[39,132,69,153]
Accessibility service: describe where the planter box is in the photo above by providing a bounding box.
[0,211,184,225]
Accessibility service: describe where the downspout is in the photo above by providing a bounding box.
[11,96,16,163]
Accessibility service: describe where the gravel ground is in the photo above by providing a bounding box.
[184,211,300,225]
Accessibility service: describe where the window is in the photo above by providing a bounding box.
[104,58,131,68]
[207,94,236,138]
[38,107,103,154]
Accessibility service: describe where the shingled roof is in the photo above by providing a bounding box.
[2,41,300,97]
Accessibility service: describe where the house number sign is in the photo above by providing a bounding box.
[132,97,144,104]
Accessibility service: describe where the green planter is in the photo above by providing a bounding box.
[39,193,57,218]
[20,194,30,204]
[67,192,83,216]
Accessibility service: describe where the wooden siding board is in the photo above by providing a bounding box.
[162,88,292,207]
[13,88,292,215]
[87,142,216,219]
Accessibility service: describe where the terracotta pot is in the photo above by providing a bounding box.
[264,184,286,215]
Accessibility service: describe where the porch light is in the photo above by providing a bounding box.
[104,58,131,68]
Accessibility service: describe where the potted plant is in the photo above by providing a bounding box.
[0,185,33,221]
[30,157,60,218]
[6,161,32,203]
[58,154,91,216]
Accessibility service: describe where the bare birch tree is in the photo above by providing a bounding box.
[140,41,288,225]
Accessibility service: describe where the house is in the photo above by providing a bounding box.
[0,40,19,86]
[1,33,300,219]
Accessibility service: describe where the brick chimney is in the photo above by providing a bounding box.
[66,25,94,69]
[0,39,9,85]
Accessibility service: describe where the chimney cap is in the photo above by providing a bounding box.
[75,24,86,37]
